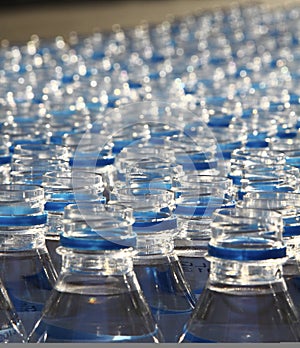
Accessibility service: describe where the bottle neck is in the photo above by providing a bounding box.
[208,257,286,287]
[57,247,134,275]
[0,226,47,251]
[135,231,174,255]
[177,216,212,240]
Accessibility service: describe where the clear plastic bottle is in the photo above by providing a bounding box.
[45,108,91,146]
[114,139,177,184]
[0,276,27,342]
[1,117,47,152]
[112,187,196,342]
[0,184,57,335]
[42,170,105,272]
[29,202,163,343]
[65,131,116,199]
[229,147,286,185]
[241,191,300,314]
[10,143,70,185]
[124,158,184,194]
[0,135,11,184]
[179,207,300,342]
[163,133,220,175]
[175,175,235,297]
[240,172,298,198]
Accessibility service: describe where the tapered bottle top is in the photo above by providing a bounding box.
[61,203,136,250]
[175,174,235,217]
[209,208,286,261]
[0,184,46,226]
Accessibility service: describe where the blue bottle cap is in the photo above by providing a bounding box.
[60,229,137,250]
[208,240,286,261]
[61,203,135,250]
[69,155,115,167]
[0,213,47,226]
[133,211,177,233]
[209,208,286,261]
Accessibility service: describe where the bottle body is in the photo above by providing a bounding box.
[0,276,27,342]
[180,260,300,342]
[180,208,300,342]
[176,246,210,299]
[30,248,162,343]
[0,229,56,335]
[0,184,57,335]
[134,252,195,342]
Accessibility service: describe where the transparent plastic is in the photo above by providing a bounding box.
[0,277,27,342]
[124,158,184,193]
[0,135,11,184]
[42,170,105,272]
[175,178,235,297]
[179,208,300,342]
[0,184,57,335]
[112,187,195,342]
[242,191,300,314]
[29,203,163,343]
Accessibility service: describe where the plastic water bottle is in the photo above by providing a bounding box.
[10,143,70,185]
[46,108,91,146]
[1,116,47,151]
[241,191,300,314]
[163,133,221,176]
[229,147,288,198]
[175,175,235,297]
[124,158,184,193]
[0,184,57,335]
[112,187,196,342]
[179,207,300,342]
[114,140,177,184]
[240,172,298,197]
[29,202,163,343]
[0,135,11,184]
[65,131,116,200]
[0,277,27,342]
[42,170,105,272]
